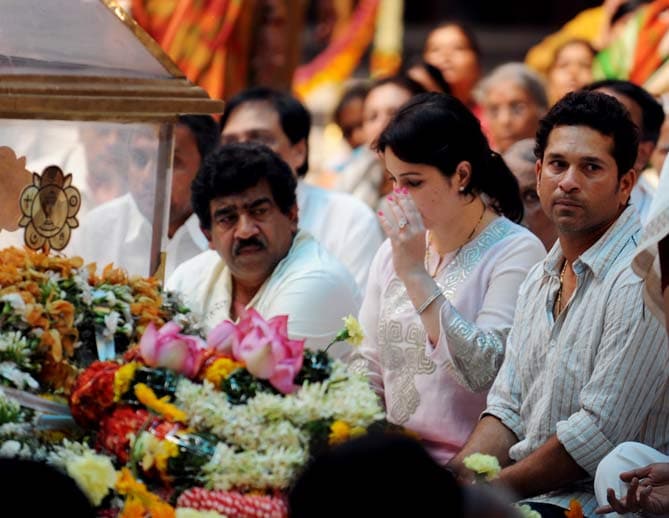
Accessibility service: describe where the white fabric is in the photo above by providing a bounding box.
[333,146,385,209]
[632,160,669,327]
[594,442,669,518]
[630,172,657,225]
[297,181,384,291]
[68,194,208,278]
[166,230,362,357]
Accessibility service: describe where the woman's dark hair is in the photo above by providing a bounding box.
[376,92,523,223]
[403,55,452,94]
[611,0,652,25]
[365,74,427,101]
[191,142,297,230]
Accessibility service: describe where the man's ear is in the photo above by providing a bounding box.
[535,159,542,195]
[289,139,308,173]
[288,204,299,232]
[619,167,637,207]
[637,141,654,174]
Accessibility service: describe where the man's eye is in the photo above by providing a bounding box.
[251,207,268,217]
[523,190,539,204]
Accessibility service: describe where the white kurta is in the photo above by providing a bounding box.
[297,181,384,292]
[166,230,362,357]
[68,194,208,278]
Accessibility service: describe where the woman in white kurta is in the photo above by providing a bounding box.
[350,92,546,464]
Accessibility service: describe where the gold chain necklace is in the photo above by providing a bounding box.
[555,259,568,316]
[425,205,486,277]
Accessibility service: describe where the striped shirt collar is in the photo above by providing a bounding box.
[543,206,641,280]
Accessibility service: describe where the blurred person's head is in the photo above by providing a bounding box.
[478,62,548,153]
[220,87,311,177]
[585,79,664,173]
[405,56,452,94]
[333,82,369,149]
[127,125,159,219]
[169,114,220,237]
[362,75,425,147]
[288,432,464,518]
[546,39,596,106]
[376,92,524,229]
[423,21,482,106]
[191,142,298,288]
[504,138,557,250]
[651,115,669,173]
[79,123,130,204]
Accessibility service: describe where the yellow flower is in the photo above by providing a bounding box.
[515,504,542,518]
[463,453,501,480]
[114,362,139,401]
[343,315,364,346]
[65,452,118,506]
[137,432,179,474]
[134,383,187,423]
[117,468,175,518]
[329,420,351,445]
[203,358,243,387]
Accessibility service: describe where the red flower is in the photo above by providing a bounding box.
[69,361,120,428]
[96,405,150,464]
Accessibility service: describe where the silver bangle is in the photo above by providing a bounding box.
[416,286,443,315]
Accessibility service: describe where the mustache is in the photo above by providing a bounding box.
[233,237,266,256]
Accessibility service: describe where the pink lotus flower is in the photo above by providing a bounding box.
[207,320,238,355]
[230,309,305,394]
[139,321,207,378]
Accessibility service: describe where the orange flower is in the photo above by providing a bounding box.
[565,499,583,518]
[40,329,63,362]
[25,304,48,328]
[100,264,129,285]
[47,300,75,328]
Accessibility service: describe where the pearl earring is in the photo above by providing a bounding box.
[459,186,465,192]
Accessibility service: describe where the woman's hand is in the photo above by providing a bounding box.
[378,188,428,282]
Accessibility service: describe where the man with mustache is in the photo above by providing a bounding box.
[166,142,361,357]
[448,90,669,517]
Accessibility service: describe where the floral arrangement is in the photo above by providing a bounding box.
[0,247,386,517]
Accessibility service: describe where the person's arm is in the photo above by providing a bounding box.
[498,273,668,498]
[496,435,587,497]
[429,235,546,392]
[448,415,518,475]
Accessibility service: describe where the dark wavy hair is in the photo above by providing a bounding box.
[535,90,639,178]
[375,92,523,223]
[191,142,297,230]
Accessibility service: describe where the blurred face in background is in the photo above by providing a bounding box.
[423,24,480,103]
[547,41,595,105]
[336,96,366,149]
[169,124,202,236]
[362,83,413,147]
[483,79,545,153]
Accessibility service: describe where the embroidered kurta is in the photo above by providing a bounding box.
[486,207,669,516]
[350,217,546,464]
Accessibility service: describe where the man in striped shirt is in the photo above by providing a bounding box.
[449,90,669,517]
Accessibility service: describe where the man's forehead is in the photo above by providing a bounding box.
[545,125,614,158]
[211,182,273,209]
[222,101,282,135]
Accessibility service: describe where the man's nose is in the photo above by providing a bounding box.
[235,213,259,238]
[558,166,580,192]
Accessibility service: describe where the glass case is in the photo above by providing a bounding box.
[0,0,224,278]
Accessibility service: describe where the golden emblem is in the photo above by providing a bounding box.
[19,165,81,251]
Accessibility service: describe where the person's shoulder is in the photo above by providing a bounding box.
[166,249,220,289]
[308,183,378,219]
[486,217,546,253]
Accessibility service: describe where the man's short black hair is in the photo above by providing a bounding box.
[219,87,311,177]
[534,90,639,178]
[191,142,297,230]
[178,114,220,160]
[584,79,664,144]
